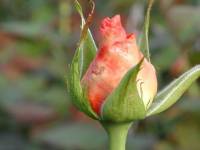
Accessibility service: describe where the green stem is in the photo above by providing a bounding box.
[102,122,132,150]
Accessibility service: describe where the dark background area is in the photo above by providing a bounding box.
[0,0,200,149]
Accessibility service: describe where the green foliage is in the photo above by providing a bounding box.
[34,123,107,150]
[167,6,200,44]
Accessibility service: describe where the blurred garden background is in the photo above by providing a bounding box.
[0,0,200,149]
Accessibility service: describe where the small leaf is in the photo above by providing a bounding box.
[147,65,200,116]
[139,0,155,62]
[74,0,97,76]
[102,60,146,122]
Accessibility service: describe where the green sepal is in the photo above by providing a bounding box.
[147,65,200,116]
[101,60,146,122]
[68,45,98,119]
[67,0,98,119]
[74,0,97,77]
[138,0,155,62]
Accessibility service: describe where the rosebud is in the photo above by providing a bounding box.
[70,2,200,150]
[81,15,157,120]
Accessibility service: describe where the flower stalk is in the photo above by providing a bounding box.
[102,122,132,150]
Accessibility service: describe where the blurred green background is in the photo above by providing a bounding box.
[0,0,200,149]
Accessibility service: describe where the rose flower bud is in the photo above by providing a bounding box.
[81,15,157,117]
